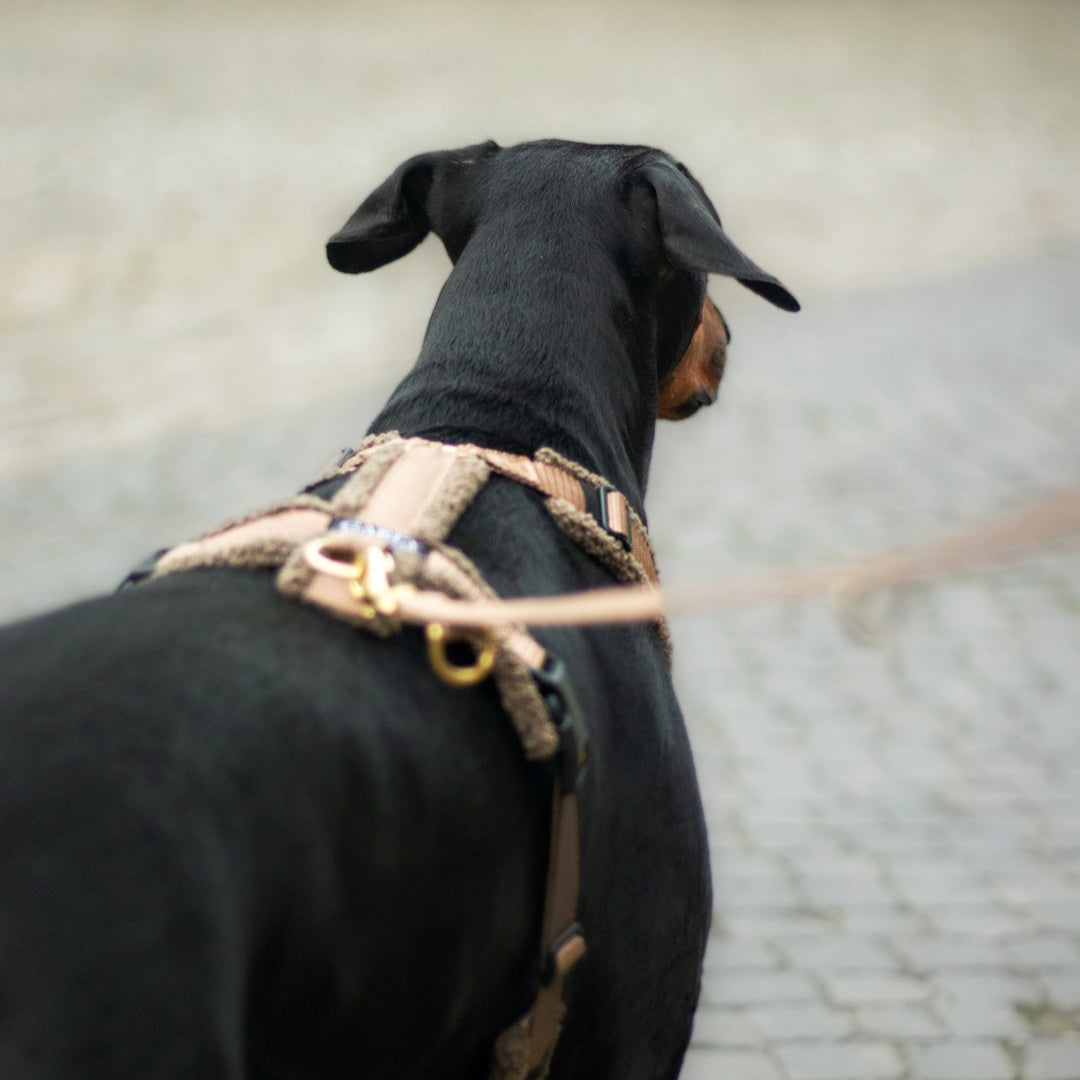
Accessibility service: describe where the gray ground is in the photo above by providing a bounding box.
[3,2,1079,1077]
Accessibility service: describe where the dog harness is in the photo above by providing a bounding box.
[129,432,665,1080]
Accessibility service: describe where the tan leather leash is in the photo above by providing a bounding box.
[310,487,1080,633]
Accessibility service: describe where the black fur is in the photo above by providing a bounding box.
[0,139,796,1080]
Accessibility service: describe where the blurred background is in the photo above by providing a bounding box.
[3,1,1079,1076]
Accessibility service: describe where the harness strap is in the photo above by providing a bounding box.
[355,440,460,534]
[523,785,583,1076]
[481,447,659,587]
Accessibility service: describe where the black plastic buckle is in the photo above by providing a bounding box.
[539,922,587,986]
[117,548,170,591]
[588,483,632,552]
[532,655,588,792]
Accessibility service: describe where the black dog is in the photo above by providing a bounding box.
[0,139,797,1080]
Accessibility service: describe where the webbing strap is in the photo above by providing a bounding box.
[358,441,459,534]
[471,448,587,510]
[153,507,331,577]
[525,786,584,1075]
[452,443,658,586]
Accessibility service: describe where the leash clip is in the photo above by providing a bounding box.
[348,546,399,617]
[302,538,411,619]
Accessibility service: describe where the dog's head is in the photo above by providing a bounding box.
[327,140,796,439]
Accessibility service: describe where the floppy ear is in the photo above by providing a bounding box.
[327,142,497,274]
[639,160,800,313]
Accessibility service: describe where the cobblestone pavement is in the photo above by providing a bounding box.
[3,2,1080,1077]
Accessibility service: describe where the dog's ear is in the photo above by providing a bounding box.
[327,141,499,274]
[639,160,800,313]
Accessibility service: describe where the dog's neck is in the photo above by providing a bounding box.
[368,231,658,514]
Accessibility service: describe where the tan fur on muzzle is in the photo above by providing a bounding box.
[658,297,728,421]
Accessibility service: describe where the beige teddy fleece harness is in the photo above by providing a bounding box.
[133,432,664,1080]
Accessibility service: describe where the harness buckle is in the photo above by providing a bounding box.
[539,922,587,986]
[532,655,588,791]
[591,484,633,552]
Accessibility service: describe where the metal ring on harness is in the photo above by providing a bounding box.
[425,622,498,687]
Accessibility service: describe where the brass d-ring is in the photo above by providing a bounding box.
[425,623,497,688]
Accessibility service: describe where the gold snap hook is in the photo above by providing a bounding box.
[425,623,498,688]
[346,547,404,619]
[347,550,378,619]
[302,539,402,620]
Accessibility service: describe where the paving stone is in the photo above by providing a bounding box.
[893,936,1011,973]
[931,972,1044,1007]
[836,908,935,936]
[1024,1038,1080,1080]
[934,1002,1029,1040]
[692,1008,765,1049]
[1029,903,1080,935]
[997,937,1080,972]
[1043,971,1080,1010]
[889,867,994,906]
[680,1048,785,1080]
[777,936,898,972]
[724,913,839,940]
[993,874,1080,908]
[926,906,1036,938]
[855,1005,948,1039]
[720,873,803,912]
[784,854,893,879]
[703,970,820,1008]
[704,938,782,973]
[824,973,931,1006]
[743,820,848,854]
[774,1041,904,1080]
[906,1041,1016,1080]
[749,1003,856,1041]
[799,875,899,906]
